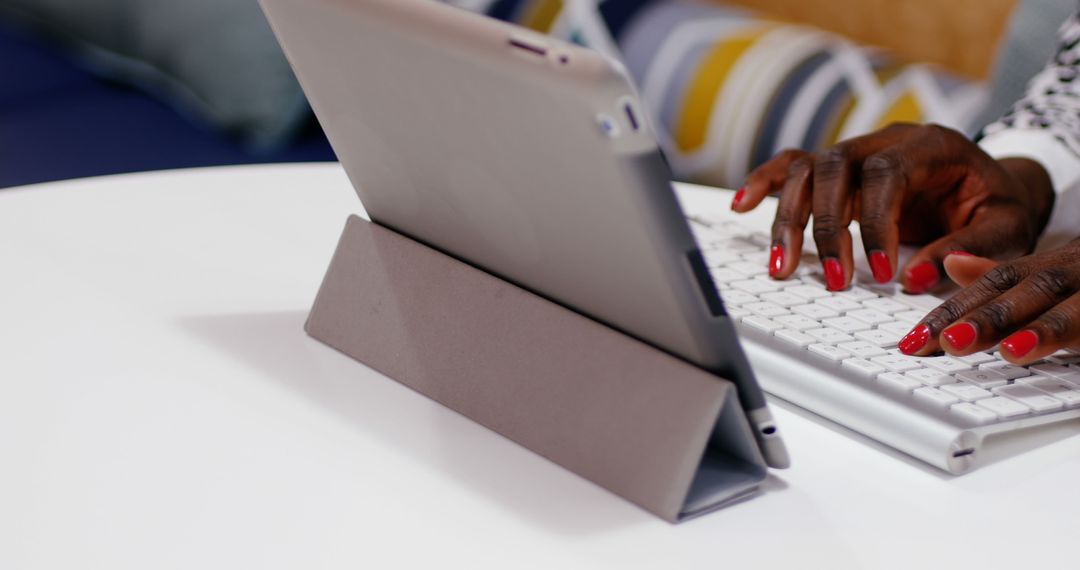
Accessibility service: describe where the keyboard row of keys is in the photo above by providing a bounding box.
[695,219,1080,426]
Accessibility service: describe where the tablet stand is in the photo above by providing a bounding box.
[305,216,768,522]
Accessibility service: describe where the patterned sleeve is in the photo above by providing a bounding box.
[980,7,1080,247]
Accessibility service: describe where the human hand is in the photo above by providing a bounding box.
[899,243,1080,363]
[730,123,1055,293]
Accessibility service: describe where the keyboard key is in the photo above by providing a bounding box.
[847,309,894,325]
[742,316,783,333]
[1054,372,1080,389]
[719,290,759,306]
[728,261,768,276]
[759,292,805,307]
[792,304,839,320]
[922,356,971,374]
[775,329,816,347]
[805,327,855,345]
[1025,378,1080,407]
[712,268,746,283]
[747,232,772,248]
[955,369,1009,389]
[872,354,923,373]
[878,372,922,393]
[740,251,770,264]
[905,368,954,386]
[731,279,782,294]
[1030,363,1075,379]
[976,396,1032,419]
[914,387,960,408]
[714,237,760,253]
[823,317,872,334]
[745,302,789,318]
[950,402,1000,424]
[842,358,887,378]
[835,286,878,301]
[940,383,993,402]
[854,328,900,348]
[859,297,908,314]
[808,343,852,361]
[894,291,945,311]
[787,285,832,301]
[774,314,821,331]
[957,352,997,366]
[816,297,863,312]
[838,341,888,359]
[1046,351,1080,366]
[892,310,927,324]
[978,361,1031,380]
[726,307,750,319]
[993,384,1065,413]
[879,321,917,336]
[703,250,742,267]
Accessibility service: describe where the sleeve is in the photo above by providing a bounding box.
[979,7,1080,249]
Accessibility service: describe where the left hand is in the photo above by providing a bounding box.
[901,241,1080,364]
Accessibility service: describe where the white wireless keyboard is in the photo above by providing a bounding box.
[687,214,1080,473]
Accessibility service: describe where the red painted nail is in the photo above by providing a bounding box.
[1001,330,1039,358]
[942,322,977,351]
[731,187,746,210]
[769,244,784,278]
[899,324,931,355]
[905,262,939,294]
[946,250,974,257]
[823,257,845,291]
[869,250,892,283]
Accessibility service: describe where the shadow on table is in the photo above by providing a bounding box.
[179,310,785,535]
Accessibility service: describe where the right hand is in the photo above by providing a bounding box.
[730,123,1056,293]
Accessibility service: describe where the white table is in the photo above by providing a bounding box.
[2,163,1078,569]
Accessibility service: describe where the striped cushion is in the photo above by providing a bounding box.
[445,0,988,188]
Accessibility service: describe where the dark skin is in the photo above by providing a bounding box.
[734,122,1065,363]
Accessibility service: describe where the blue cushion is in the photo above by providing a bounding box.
[0,23,336,189]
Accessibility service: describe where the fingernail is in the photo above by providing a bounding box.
[946,250,974,258]
[769,244,784,278]
[1001,329,1039,358]
[899,324,931,355]
[730,187,746,210]
[905,262,939,294]
[942,322,977,351]
[823,257,845,291]
[869,250,892,283]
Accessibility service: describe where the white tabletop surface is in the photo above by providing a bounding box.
[3,163,1079,569]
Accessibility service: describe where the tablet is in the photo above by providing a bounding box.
[260,0,788,468]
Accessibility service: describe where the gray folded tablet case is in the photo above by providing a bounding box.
[306,216,768,522]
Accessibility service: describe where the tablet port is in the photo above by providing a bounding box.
[623,102,640,131]
[509,37,548,58]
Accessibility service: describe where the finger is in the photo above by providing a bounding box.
[943,253,997,287]
[898,261,1033,355]
[857,149,907,284]
[734,149,811,212]
[811,145,858,291]
[768,155,813,279]
[937,266,1077,356]
[899,202,1033,294]
[1000,290,1080,364]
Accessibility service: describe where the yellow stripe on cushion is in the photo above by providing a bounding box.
[874,91,923,130]
[522,0,564,33]
[675,28,771,153]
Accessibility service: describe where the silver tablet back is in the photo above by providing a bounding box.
[260,0,787,466]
